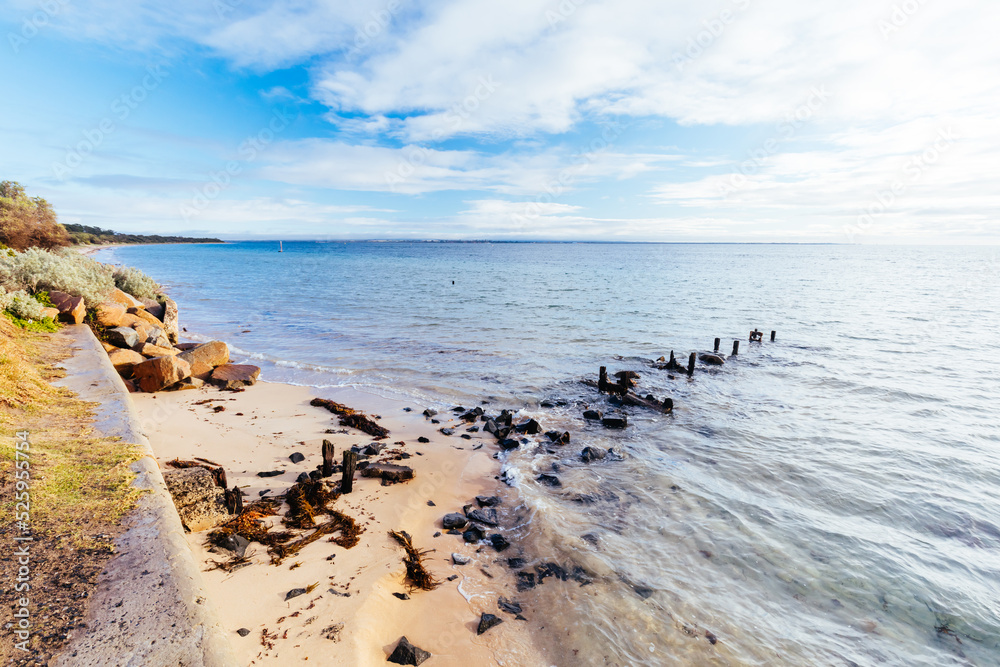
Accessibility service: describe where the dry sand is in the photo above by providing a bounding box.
[132,381,546,666]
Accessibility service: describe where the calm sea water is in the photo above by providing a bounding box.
[98,242,1000,666]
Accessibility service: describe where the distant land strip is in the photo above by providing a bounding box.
[64,224,222,245]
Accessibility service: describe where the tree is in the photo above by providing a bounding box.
[0,181,69,250]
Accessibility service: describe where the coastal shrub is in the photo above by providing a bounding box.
[0,287,59,331]
[0,180,70,251]
[112,265,160,300]
[0,247,115,304]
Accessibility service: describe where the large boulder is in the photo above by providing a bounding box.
[119,313,152,344]
[105,287,144,310]
[162,297,179,343]
[209,364,260,389]
[132,355,191,392]
[128,306,163,327]
[95,302,127,327]
[49,290,86,324]
[134,342,179,358]
[161,467,229,532]
[107,348,145,377]
[105,326,140,349]
[177,341,229,378]
[145,327,172,348]
[139,297,165,321]
[40,306,60,320]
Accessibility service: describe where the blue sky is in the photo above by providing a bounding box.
[1,0,997,242]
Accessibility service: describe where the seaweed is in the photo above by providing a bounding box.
[389,530,439,592]
[310,397,390,440]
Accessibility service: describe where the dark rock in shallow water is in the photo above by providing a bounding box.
[452,406,466,413]
[417,436,430,443]
[452,553,470,565]
[439,428,455,436]
[477,613,504,635]
[699,353,725,365]
[467,508,499,526]
[285,588,307,601]
[476,495,501,507]
[507,557,526,569]
[483,419,498,435]
[633,585,656,599]
[446,529,462,535]
[403,407,412,412]
[489,534,510,551]
[459,411,478,422]
[514,418,541,434]
[583,409,602,420]
[430,419,440,424]
[463,526,485,543]
[537,562,568,583]
[581,446,608,462]
[497,597,522,615]
[536,473,561,487]
[426,500,436,507]
[289,452,305,464]
[236,628,251,637]
[516,571,536,591]
[602,415,628,429]
[466,426,480,432]
[442,513,468,530]
[499,438,520,450]
[422,409,437,418]
[460,434,472,440]
[388,636,431,666]
[545,430,570,445]
[540,400,556,408]
[257,470,284,478]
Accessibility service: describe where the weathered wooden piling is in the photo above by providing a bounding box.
[322,439,335,477]
[687,352,695,376]
[599,366,609,392]
[771,330,776,341]
[732,340,740,356]
[714,338,720,353]
[341,451,358,493]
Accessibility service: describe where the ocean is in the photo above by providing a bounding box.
[97,241,1000,666]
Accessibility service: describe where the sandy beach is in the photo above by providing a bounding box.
[132,380,545,665]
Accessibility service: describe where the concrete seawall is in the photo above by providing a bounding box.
[50,324,237,667]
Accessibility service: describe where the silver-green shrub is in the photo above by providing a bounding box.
[112,265,160,300]
[0,288,47,320]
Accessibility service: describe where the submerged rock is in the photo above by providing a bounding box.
[388,636,431,665]
[452,553,470,565]
[601,415,628,429]
[477,613,504,635]
[514,418,541,434]
[536,474,561,487]
[497,597,522,615]
[699,353,725,365]
[442,513,468,530]
[476,495,501,507]
[582,409,602,421]
[581,446,608,463]
[489,534,510,551]
[467,508,499,526]
[463,526,485,543]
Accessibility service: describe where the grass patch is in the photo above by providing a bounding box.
[3,311,60,332]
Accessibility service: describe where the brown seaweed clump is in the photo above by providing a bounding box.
[310,397,390,439]
[389,530,439,592]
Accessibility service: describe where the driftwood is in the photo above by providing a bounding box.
[310,398,390,439]
[585,366,673,413]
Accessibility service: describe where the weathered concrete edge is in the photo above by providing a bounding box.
[50,324,238,667]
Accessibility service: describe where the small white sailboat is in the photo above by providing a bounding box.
[279,241,283,252]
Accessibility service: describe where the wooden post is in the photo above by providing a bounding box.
[770,330,776,342]
[732,340,739,356]
[714,338,720,353]
[668,351,676,369]
[322,439,335,477]
[663,397,674,412]
[341,451,358,493]
[599,366,608,392]
[618,374,629,394]
[687,352,695,376]
[225,486,243,515]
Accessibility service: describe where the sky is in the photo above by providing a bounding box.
[1,0,998,242]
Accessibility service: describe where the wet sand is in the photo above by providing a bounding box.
[132,381,545,666]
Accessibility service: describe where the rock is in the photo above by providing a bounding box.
[49,290,86,324]
[442,513,468,530]
[285,588,307,601]
[463,526,484,543]
[498,597,522,615]
[139,297,165,320]
[360,463,414,483]
[107,348,145,377]
[602,415,628,429]
[536,474,561,487]
[506,557,526,569]
[105,326,140,349]
[216,533,250,558]
[296,472,310,483]
[514,418,541,435]
[177,341,230,378]
[123,379,138,393]
[132,355,192,392]
[516,571,536,591]
[161,467,229,532]
[105,287,143,310]
[101,341,118,353]
[439,428,454,436]
[422,409,437,418]
[483,419,498,435]
[236,628,251,637]
[145,327,173,348]
[134,342,180,358]
[165,376,204,391]
[174,342,200,351]
[489,534,510,551]
[95,302,127,327]
[699,353,725,365]
[452,553,470,565]
[499,438,520,451]
[467,508,499,526]
[583,409,602,421]
[388,636,431,666]
[392,592,410,601]
[417,436,430,443]
[209,364,260,389]
[477,613,504,635]
[476,495,501,507]
[128,306,164,327]
[581,446,608,462]
[460,434,472,440]
[289,452,305,464]
[162,297,180,343]
[118,313,152,344]
[257,470,284,478]
[546,430,571,445]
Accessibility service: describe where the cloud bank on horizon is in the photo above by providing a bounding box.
[2,0,998,242]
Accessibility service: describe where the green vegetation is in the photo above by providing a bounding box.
[64,223,222,245]
[0,181,69,250]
